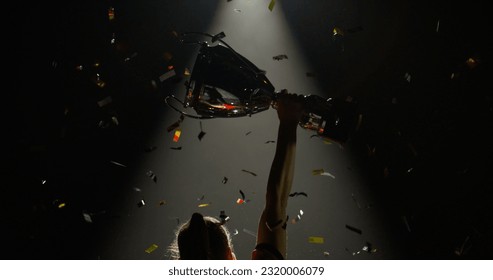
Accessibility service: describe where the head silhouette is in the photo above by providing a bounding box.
[169,212,235,260]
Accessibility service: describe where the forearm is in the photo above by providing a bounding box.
[255,121,297,258]
[266,121,298,215]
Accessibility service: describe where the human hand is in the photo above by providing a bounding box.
[274,89,305,125]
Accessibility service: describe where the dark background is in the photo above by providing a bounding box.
[11,0,492,260]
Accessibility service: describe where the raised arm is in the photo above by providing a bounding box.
[254,90,305,259]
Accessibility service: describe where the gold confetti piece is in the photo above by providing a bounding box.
[268,0,276,11]
[333,27,344,36]
[184,68,191,76]
[312,169,324,175]
[159,200,167,206]
[323,251,330,256]
[198,203,209,208]
[308,236,324,244]
[466,57,479,69]
[145,244,158,254]
[323,138,332,145]
[173,129,181,142]
[58,202,66,208]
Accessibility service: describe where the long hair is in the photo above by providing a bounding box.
[167,212,234,260]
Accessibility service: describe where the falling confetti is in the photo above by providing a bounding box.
[308,237,324,244]
[184,68,191,76]
[133,187,141,192]
[265,140,275,144]
[82,212,93,223]
[111,116,119,126]
[170,147,182,150]
[211,32,226,43]
[97,96,112,107]
[345,224,363,235]
[455,236,470,256]
[108,7,115,21]
[291,210,304,224]
[222,177,228,184]
[233,229,239,236]
[289,192,308,197]
[219,210,230,224]
[241,169,257,176]
[465,57,479,69]
[332,27,344,36]
[159,69,176,82]
[145,244,158,254]
[197,195,205,201]
[146,171,157,183]
[404,72,412,83]
[362,242,377,254]
[198,122,206,141]
[245,131,252,136]
[323,138,333,145]
[320,171,335,179]
[312,169,324,175]
[268,0,276,11]
[173,129,182,142]
[159,200,167,206]
[233,9,241,13]
[167,121,181,132]
[436,20,440,33]
[323,251,330,256]
[52,199,66,209]
[110,160,127,168]
[236,198,245,205]
[273,54,288,60]
[239,190,245,200]
[243,228,257,237]
[198,203,210,208]
[137,199,146,207]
